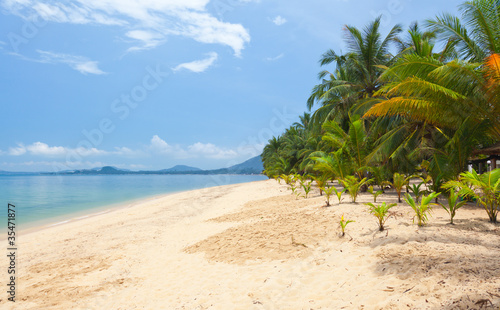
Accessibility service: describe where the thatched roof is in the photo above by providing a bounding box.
[472,143,500,156]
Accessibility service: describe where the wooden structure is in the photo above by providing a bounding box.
[470,143,500,173]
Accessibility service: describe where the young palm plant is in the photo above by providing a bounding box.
[439,190,467,224]
[408,182,426,203]
[332,186,345,205]
[339,214,355,237]
[391,173,413,203]
[321,185,334,207]
[340,176,372,203]
[313,174,328,196]
[366,202,397,231]
[443,169,500,223]
[404,192,440,226]
[321,185,345,206]
[300,179,313,198]
[367,185,384,202]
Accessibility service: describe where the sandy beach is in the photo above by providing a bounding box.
[2,179,500,309]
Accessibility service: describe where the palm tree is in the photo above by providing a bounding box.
[426,0,500,62]
[311,150,351,181]
[262,136,283,165]
[366,51,499,132]
[307,17,402,128]
[321,118,374,181]
[293,112,312,130]
[393,22,457,60]
[362,1,500,179]
[363,5,500,176]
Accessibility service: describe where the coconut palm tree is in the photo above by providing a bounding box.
[320,117,375,181]
[293,112,313,131]
[363,4,500,176]
[362,1,500,178]
[307,17,402,129]
[426,0,500,62]
[311,150,351,181]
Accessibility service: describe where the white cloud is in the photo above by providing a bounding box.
[237,142,265,158]
[72,147,107,157]
[179,12,250,57]
[172,52,218,73]
[6,136,242,166]
[0,160,151,172]
[7,142,108,157]
[2,0,251,56]
[188,142,237,159]
[150,135,174,153]
[26,142,66,156]
[8,144,26,156]
[266,53,284,61]
[113,146,145,157]
[272,15,287,26]
[149,135,238,159]
[1,160,106,168]
[125,30,164,52]
[149,135,188,157]
[37,50,106,75]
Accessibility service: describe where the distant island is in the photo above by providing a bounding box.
[0,156,264,176]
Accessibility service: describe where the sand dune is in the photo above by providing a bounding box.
[2,179,499,309]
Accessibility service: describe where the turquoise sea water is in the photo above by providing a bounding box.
[1,174,267,229]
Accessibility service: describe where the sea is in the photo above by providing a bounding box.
[1,174,267,229]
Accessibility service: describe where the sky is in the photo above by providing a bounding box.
[0,0,463,172]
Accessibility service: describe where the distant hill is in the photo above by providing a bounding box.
[160,165,202,173]
[208,156,264,174]
[64,166,126,175]
[232,155,264,172]
[37,156,264,175]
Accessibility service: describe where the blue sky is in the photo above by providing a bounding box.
[0,0,462,172]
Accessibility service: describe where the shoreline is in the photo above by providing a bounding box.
[2,174,268,237]
[11,191,182,238]
[11,179,267,239]
[2,179,499,309]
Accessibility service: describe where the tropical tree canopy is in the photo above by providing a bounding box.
[262,0,500,213]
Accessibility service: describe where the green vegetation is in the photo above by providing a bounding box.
[405,192,440,227]
[391,173,413,203]
[439,190,467,224]
[320,184,345,206]
[367,186,384,202]
[408,182,426,203]
[366,202,397,231]
[264,0,500,231]
[297,176,313,198]
[443,169,500,223]
[339,214,354,237]
[313,175,328,196]
[340,176,372,203]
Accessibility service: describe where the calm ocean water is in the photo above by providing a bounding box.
[1,174,267,229]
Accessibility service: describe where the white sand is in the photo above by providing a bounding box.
[1,179,500,309]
